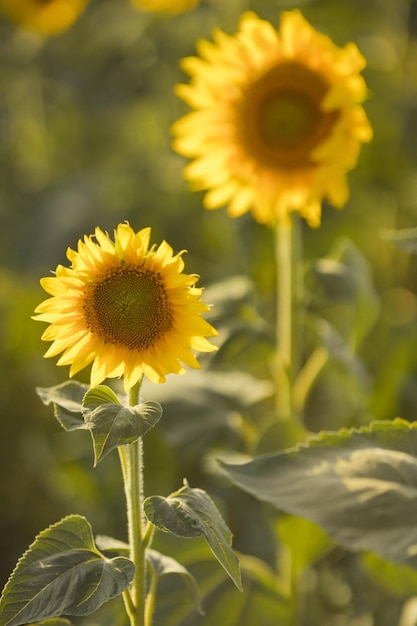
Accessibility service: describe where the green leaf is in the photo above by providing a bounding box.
[82,385,162,464]
[94,536,203,614]
[382,227,417,253]
[82,384,120,407]
[307,238,380,347]
[95,535,130,556]
[144,482,242,591]
[276,515,333,581]
[307,316,369,381]
[220,419,417,570]
[362,552,417,598]
[36,381,89,430]
[29,617,71,626]
[149,534,290,626]
[0,515,135,626]
[146,549,203,615]
[146,369,273,460]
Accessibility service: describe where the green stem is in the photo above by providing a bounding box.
[144,568,158,626]
[274,219,294,421]
[293,347,329,415]
[120,376,147,626]
[143,521,155,550]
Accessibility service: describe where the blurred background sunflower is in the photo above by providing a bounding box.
[0,0,89,35]
[129,0,200,14]
[172,9,372,226]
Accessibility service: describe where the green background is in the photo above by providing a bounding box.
[1,0,417,624]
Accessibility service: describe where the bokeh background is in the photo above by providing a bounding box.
[2,0,417,624]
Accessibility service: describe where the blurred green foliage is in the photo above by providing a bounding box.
[2,0,417,624]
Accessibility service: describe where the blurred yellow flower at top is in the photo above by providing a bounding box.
[33,223,217,390]
[129,0,199,14]
[172,10,373,227]
[0,0,88,35]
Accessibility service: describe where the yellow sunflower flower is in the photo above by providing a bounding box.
[0,0,89,35]
[33,223,217,389]
[129,0,199,15]
[172,10,373,227]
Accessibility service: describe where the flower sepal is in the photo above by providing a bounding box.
[36,380,163,466]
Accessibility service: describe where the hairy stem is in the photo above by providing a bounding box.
[120,376,147,626]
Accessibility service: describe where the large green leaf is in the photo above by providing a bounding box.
[0,515,135,626]
[30,617,71,626]
[220,419,417,569]
[83,385,162,464]
[144,482,242,591]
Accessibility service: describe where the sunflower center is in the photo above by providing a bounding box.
[239,61,339,169]
[83,265,173,351]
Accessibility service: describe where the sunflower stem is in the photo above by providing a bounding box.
[144,567,158,626]
[274,219,294,421]
[293,346,329,414]
[120,376,148,626]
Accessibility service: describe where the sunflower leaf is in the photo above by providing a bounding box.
[27,617,72,626]
[382,227,417,253]
[220,419,417,569]
[82,388,162,464]
[146,549,204,615]
[0,515,135,626]
[95,535,130,556]
[144,481,242,591]
[149,537,290,625]
[36,380,89,431]
[82,384,121,407]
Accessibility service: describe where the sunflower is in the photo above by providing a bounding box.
[129,0,199,14]
[172,10,373,227]
[0,0,88,35]
[33,223,217,389]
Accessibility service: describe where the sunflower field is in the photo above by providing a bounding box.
[1,1,417,625]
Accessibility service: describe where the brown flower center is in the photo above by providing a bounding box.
[238,61,339,169]
[83,265,173,351]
